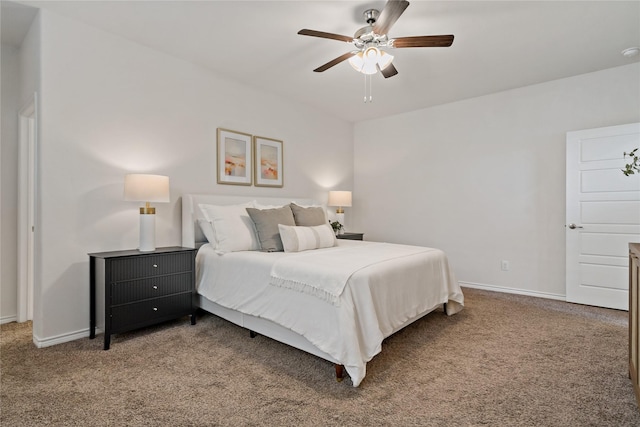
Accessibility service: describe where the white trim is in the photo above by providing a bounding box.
[459,281,566,302]
[33,328,90,348]
[1,315,18,325]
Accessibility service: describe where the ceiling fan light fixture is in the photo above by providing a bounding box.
[348,51,363,72]
[348,47,394,75]
[349,50,375,75]
[378,50,394,70]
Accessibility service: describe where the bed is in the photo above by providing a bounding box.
[182,193,464,386]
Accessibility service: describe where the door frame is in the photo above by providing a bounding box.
[17,94,38,323]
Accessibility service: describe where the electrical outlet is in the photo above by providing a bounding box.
[501,260,510,271]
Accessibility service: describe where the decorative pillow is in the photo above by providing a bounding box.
[278,223,337,253]
[289,203,328,226]
[254,202,285,209]
[198,202,259,253]
[246,205,296,252]
[197,219,215,244]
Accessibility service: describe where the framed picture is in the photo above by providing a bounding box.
[217,128,252,185]
[253,136,283,188]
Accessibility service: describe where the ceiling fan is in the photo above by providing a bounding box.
[297,0,454,79]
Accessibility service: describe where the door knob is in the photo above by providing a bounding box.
[568,223,584,229]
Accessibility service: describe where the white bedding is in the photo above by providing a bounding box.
[270,242,441,306]
[196,239,464,387]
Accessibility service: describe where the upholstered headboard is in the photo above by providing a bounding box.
[181,194,320,248]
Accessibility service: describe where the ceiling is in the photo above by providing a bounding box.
[3,0,640,123]
[1,0,38,46]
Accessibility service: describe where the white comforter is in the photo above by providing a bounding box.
[196,240,464,386]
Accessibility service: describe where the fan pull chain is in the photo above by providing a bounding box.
[363,74,367,102]
[363,74,373,103]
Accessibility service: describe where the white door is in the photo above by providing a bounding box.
[566,123,640,310]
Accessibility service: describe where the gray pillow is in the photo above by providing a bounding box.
[246,205,296,252]
[289,203,326,226]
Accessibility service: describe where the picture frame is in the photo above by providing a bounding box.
[253,136,284,188]
[217,128,252,186]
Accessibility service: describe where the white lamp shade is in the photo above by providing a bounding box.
[349,51,376,75]
[348,47,394,75]
[378,50,394,70]
[124,174,170,202]
[328,191,352,207]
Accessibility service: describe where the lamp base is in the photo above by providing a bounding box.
[139,213,156,252]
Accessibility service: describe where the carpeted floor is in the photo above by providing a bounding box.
[1,288,639,426]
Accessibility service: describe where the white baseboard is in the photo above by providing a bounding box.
[460,281,566,301]
[33,328,91,348]
[0,315,18,325]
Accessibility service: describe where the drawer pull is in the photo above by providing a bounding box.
[153,307,158,311]
[153,264,158,268]
[152,285,158,290]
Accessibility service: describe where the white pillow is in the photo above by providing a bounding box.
[199,202,259,253]
[278,223,336,253]
[196,219,216,244]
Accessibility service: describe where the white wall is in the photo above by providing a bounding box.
[353,63,640,299]
[27,9,352,345]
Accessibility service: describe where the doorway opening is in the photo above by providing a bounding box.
[18,94,37,323]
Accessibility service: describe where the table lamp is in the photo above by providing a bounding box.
[124,174,170,252]
[328,190,352,227]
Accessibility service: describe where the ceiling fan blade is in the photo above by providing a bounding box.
[373,0,410,35]
[313,52,356,72]
[298,29,354,43]
[391,35,455,48]
[379,63,399,78]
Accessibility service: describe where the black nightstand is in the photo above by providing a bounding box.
[337,232,364,241]
[89,246,197,350]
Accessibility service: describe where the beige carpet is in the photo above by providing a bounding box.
[1,288,639,426]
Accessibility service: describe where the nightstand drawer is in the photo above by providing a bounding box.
[111,273,193,305]
[110,252,193,281]
[111,293,192,332]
